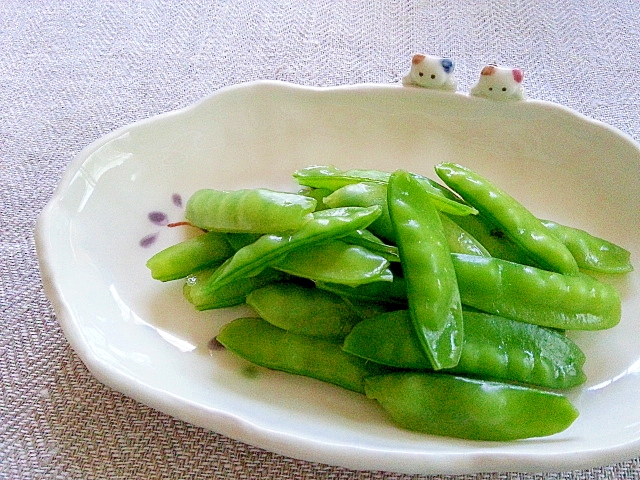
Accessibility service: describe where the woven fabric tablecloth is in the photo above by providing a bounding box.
[2,1,639,478]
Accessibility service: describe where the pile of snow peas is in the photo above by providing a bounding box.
[146,162,632,441]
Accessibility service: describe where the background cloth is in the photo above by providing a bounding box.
[1,1,639,478]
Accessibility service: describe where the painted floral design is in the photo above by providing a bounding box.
[139,193,184,247]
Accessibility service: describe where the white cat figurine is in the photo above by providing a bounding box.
[470,64,526,101]
[402,54,457,91]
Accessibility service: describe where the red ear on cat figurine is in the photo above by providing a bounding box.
[471,64,526,101]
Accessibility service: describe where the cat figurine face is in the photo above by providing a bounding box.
[470,64,526,101]
[402,54,457,91]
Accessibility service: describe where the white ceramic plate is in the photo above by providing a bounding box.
[36,81,640,474]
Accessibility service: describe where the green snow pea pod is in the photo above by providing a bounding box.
[435,163,579,275]
[294,165,477,216]
[447,213,633,274]
[202,206,382,294]
[293,165,391,190]
[341,229,400,262]
[452,253,621,330]
[246,283,360,338]
[323,182,396,241]
[183,266,287,311]
[343,310,586,389]
[146,231,235,281]
[316,276,408,307]
[364,372,579,440]
[273,240,393,286]
[225,232,263,251]
[298,186,333,211]
[388,170,463,370]
[185,188,316,233]
[324,182,488,255]
[445,211,535,265]
[540,220,633,274]
[216,317,389,393]
[439,214,491,257]
[326,254,621,330]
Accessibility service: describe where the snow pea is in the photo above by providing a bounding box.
[293,165,390,190]
[316,276,408,307]
[448,213,633,274]
[323,182,396,241]
[185,188,316,233]
[364,372,579,440]
[445,211,535,265]
[439,213,491,257]
[343,310,586,389]
[540,220,633,274]
[202,206,382,294]
[146,230,235,281]
[324,181,488,256]
[324,254,621,330]
[246,283,360,338]
[387,170,463,370]
[183,266,287,311]
[273,240,393,286]
[435,162,580,275]
[293,165,478,216]
[216,317,389,393]
[341,229,400,262]
[452,253,621,330]
[298,186,332,211]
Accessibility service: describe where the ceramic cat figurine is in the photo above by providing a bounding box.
[402,54,457,91]
[470,64,526,101]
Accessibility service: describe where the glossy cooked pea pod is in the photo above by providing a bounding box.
[438,213,491,257]
[388,170,463,370]
[324,253,621,330]
[293,165,478,216]
[316,276,408,307]
[273,239,393,286]
[324,181,489,256]
[435,162,580,275]
[146,230,235,281]
[216,317,390,393]
[246,283,361,338]
[342,310,586,389]
[540,220,633,274]
[183,266,288,311]
[364,372,579,441]
[340,229,400,262]
[323,182,396,241]
[444,211,536,265]
[293,165,391,190]
[298,186,333,211]
[447,212,634,274]
[200,206,382,295]
[452,253,621,330]
[185,188,317,233]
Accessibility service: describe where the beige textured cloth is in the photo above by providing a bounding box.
[1,1,639,478]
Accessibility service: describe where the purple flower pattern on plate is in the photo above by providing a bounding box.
[139,193,184,247]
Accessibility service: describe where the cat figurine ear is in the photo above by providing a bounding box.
[402,54,457,91]
[470,64,526,101]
